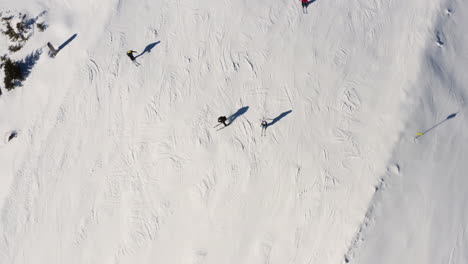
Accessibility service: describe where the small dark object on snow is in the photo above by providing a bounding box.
[261,120,268,136]
[8,130,18,141]
[301,0,309,13]
[127,50,140,65]
[47,42,58,57]
[218,116,228,126]
[127,50,137,60]
[447,113,457,119]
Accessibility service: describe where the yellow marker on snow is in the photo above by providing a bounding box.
[416,132,423,136]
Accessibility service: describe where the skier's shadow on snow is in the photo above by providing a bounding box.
[267,110,292,127]
[227,106,249,125]
[418,112,458,137]
[135,41,161,59]
[58,33,77,51]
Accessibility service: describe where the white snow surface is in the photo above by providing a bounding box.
[0,0,467,263]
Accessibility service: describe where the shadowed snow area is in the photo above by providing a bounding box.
[0,0,467,263]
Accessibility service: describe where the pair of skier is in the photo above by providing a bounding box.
[217,116,269,136]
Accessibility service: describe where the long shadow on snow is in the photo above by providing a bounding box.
[267,110,292,127]
[227,106,249,125]
[135,41,161,59]
[417,112,458,138]
[58,33,77,51]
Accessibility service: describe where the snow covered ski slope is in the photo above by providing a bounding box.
[0,0,467,263]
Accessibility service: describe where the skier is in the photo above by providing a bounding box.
[127,50,140,65]
[261,120,268,136]
[301,0,309,13]
[47,42,58,57]
[218,116,228,127]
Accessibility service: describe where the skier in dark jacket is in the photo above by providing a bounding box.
[127,50,137,60]
[127,50,140,65]
[261,120,268,136]
[218,116,228,126]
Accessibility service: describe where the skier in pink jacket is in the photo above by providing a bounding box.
[301,0,309,13]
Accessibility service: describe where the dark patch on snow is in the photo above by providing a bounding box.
[135,41,160,59]
[58,33,78,51]
[7,130,17,141]
[227,106,249,125]
[447,113,457,119]
[266,110,293,127]
[18,49,42,79]
[436,31,444,47]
